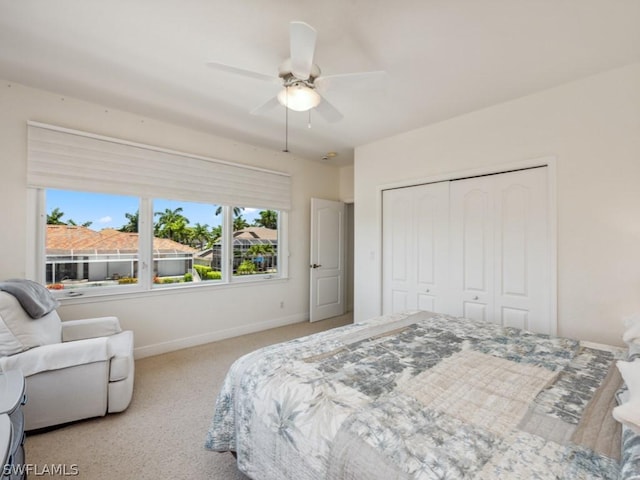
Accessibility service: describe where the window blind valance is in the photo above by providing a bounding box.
[27,122,292,211]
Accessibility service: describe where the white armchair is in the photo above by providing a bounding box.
[0,291,134,430]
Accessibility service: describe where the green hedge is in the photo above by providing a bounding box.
[236,260,256,275]
[194,265,221,280]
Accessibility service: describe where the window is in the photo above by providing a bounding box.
[151,199,223,286]
[28,122,290,298]
[232,207,279,277]
[45,190,141,292]
[41,190,285,297]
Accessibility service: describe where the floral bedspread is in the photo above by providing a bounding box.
[205,311,627,479]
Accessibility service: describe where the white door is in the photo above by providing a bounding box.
[449,176,495,323]
[382,187,413,313]
[382,182,449,314]
[493,168,549,333]
[310,198,345,322]
[449,167,550,333]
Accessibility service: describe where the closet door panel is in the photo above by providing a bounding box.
[462,189,490,292]
[414,182,449,313]
[501,307,529,330]
[500,184,528,297]
[417,293,436,312]
[494,168,549,333]
[450,177,494,321]
[382,182,449,314]
[391,290,409,312]
[390,199,410,284]
[463,301,488,322]
[382,189,415,313]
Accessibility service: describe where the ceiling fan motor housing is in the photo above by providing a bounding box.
[278,58,321,83]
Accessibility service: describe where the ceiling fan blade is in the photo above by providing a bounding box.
[206,61,278,83]
[250,96,281,116]
[315,97,343,123]
[290,21,317,80]
[315,70,388,92]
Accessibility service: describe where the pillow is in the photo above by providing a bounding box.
[623,313,640,345]
[613,360,640,434]
[0,292,62,357]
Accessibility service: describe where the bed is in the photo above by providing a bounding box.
[205,310,640,479]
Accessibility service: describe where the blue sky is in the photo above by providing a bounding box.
[47,189,262,230]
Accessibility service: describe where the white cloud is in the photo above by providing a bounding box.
[98,216,112,224]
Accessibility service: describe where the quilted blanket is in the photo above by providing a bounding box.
[205,311,627,479]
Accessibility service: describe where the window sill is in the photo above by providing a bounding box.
[56,276,290,306]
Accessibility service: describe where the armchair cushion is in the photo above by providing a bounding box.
[61,316,122,342]
[0,336,109,377]
[0,292,61,356]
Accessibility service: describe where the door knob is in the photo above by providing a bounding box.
[472,296,479,300]
[310,264,322,269]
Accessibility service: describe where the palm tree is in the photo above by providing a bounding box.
[209,225,223,244]
[191,223,210,250]
[215,206,244,217]
[254,210,278,229]
[47,208,92,227]
[119,211,139,233]
[154,207,190,241]
[67,219,93,227]
[246,244,274,257]
[233,216,249,232]
[47,207,66,225]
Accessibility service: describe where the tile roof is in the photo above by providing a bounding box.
[233,227,277,241]
[46,225,197,254]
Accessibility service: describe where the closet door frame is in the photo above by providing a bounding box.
[377,156,558,335]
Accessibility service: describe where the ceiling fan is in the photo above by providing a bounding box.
[206,21,386,123]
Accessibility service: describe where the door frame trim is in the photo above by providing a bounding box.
[377,156,557,335]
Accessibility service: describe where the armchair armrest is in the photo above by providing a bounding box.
[61,316,122,342]
[0,337,110,377]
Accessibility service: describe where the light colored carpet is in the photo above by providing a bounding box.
[25,313,353,479]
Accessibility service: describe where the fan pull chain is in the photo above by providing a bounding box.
[308,110,312,129]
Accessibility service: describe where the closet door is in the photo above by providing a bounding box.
[493,168,549,333]
[449,168,550,333]
[382,182,449,314]
[414,183,450,313]
[382,187,413,313]
[449,175,495,322]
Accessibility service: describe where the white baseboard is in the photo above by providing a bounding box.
[133,312,308,359]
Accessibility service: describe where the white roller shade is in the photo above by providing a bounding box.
[27,122,291,211]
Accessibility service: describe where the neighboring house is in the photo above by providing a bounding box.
[197,227,278,273]
[46,225,197,285]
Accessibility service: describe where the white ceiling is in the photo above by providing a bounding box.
[1,0,639,166]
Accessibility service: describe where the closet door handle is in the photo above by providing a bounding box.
[472,296,479,301]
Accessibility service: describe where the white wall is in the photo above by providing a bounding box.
[0,81,342,357]
[339,165,354,202]
[354,63,640,347]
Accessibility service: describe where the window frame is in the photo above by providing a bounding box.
[29,190,289,301]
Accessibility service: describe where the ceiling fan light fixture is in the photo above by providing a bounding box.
[277,82,321,112]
